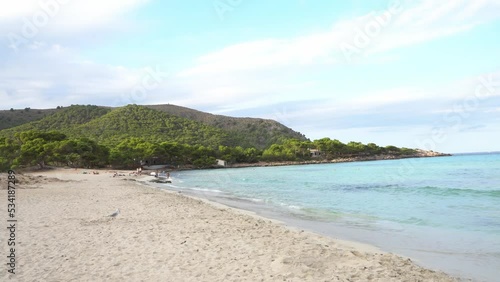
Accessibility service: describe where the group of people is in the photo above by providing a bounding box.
[109,167,171,178]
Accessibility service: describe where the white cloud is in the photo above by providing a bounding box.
[0,89,8,100]
[52,0,149,32]
[180,0,500,78]
[0,44,164,109]
[0,0,149,33]
[171,1,500,121]
[28,40,46,50]
[0,1,37,20]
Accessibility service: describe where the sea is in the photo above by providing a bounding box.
[154,153,500,281]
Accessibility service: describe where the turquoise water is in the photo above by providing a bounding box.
[160,153,500,281]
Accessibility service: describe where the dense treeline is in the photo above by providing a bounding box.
[0,129,417,171]
[260,138,416,161]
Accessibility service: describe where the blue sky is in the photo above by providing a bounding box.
[1,0,499,153]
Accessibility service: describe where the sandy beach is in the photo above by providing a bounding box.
[0,169,457,281]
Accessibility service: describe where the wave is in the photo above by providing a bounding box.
[339,184,397,192]
[409,186,500,198]
[161,183,223,194]
[188,187,223,193]
[340,183,500,198]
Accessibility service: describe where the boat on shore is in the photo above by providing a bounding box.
[156,171,172,183]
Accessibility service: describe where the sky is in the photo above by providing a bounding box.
[0,0,499,153]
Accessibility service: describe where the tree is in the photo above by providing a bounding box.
[15,130,66,143]
[0,137,20,171]
[366,143,382,155]
[244,147,260,163]
[261,144,295,161]
[15,138,55,168]
[193,156,216,168]
[282,139,312,160]
[54,138,109,168]
[11,130,68,169]
[109,137,157,168]
[312,138,346,159]
[385,145,401,155]
[346,141,367,156]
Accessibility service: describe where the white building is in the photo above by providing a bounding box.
[216,159,227,167]
[309,149,322,158]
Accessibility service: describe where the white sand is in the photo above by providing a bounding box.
[0,169,457,281]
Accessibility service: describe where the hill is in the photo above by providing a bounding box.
[0,104,307,149]
[145,104,308,148]
[0,105,111,135]
[0,107,59,130]
[71,105,230,147]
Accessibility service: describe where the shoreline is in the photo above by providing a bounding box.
[1,169,458,281]
[166,152,452,172]
[228,153,452,169]
[147,173,484,282]
[11,151,452,174]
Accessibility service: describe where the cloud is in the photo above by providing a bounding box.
[0,1,38,20]
[0,43,172,109]
[51,0,149,33]
[181,0,500,78]
[221,71,500,139]
[0,0,150,39]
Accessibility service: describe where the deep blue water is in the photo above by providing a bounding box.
[158,153,500,281]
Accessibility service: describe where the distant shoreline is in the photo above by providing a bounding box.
[164,151,452,171]
[12,151,453,173]
[227,152,452,169]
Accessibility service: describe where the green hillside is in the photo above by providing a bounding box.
[0,104,307,149]
[0,105,111,135]
[145,104,308,148]
[71,105,230,147]
[0,104,231,147]
[0,107,58,130]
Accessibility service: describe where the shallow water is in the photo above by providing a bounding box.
[158,153,500,281]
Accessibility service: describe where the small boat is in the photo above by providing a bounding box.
[156,172,172,183]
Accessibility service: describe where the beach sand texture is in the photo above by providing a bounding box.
[0,169,457,281]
